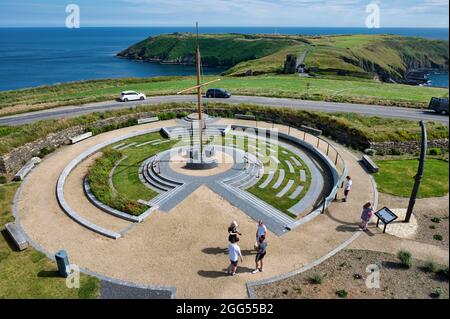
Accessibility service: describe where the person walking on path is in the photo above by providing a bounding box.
[228,238,243,276]
[256,220,267,242]
[360,202,374,231]
[343,176,352,202]
[252,235,268,274]
[228,221,242,243]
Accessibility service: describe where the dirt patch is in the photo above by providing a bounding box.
[254,249,449,299]
[378,193,449,249]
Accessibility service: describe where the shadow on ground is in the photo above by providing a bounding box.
[198,267,255,278]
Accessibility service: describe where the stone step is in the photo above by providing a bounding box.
[149,161,183,187]
[220,182,293,226]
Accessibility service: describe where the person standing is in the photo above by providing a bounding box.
[228,221,242,243]
[252,235,268,274]
[343,176,353,202]
[228,238,243,276]
[256,220,267,242]
[360,202,374,231]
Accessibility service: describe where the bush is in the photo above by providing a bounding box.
[397,250,413,269]
[0,176,7,184]
[431,287,444,299]
[431,217,441,224]
[309,273,325,284]
[430,225,436,230]
[423,260,439,273]
[439,266,449,278]
[433,234,443,241]
[336,290,348,298]
[428,148,442,156]
[37,146,56,158]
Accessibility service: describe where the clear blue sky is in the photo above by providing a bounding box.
[0,0,448,28]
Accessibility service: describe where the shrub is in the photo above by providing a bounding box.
[293,287,303,294]
[423,260,439,273]
[336,290,348,298]
[397,250,413,269]
[431,217,441,224]
[430,225,436,230]
[433,234,443,241]
[37,146,55,158]
[428,148,442,156]
[431,287,444,299]
[309,273,325,284]
[439,266,449,279]
[0,176,7,184]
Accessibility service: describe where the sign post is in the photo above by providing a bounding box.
[375,207,398,234]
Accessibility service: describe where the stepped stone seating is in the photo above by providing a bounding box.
[300,170,307,182]
[135,139,161,148]
[289,185,304,199]
[277,180,294,198]
[290,156,302,167]
[259,172,275,189]
[270,155,280,165]
[272,170,285,189]
[116,142,137,151]
[285,160,295,173]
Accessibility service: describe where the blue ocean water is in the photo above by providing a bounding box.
[0,27,448,91]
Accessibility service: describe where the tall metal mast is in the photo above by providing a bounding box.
[195,22,204,158]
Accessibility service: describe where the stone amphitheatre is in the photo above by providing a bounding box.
[12,110,380,299]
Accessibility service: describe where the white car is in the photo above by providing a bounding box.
[119,91,146,102]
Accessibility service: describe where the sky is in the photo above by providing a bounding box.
[0,0,448,28]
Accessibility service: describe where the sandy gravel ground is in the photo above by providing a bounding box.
[17,119,376,299]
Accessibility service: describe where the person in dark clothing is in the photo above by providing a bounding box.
[228,220,242,243]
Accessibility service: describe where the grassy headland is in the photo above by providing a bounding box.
[119,33,449,82]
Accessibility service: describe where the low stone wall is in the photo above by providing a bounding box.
[0,109,196,180]
[370,138,449,155]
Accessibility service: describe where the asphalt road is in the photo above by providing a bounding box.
[0,95,447,126]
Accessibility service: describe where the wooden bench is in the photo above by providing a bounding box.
[5,223,28,251]
[362,155,379,173]
[235,114,256,121]
[70,132,93,144]
[301,125,322,137]
[138,117,159,125]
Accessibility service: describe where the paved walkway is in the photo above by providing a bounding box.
[15,118,376,298]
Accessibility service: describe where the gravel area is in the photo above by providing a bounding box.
[254,249,449,299]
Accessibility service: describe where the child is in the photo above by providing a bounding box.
[360,202,374,231]
[343,176,352,202]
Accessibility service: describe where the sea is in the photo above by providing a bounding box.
[0,27,448,91]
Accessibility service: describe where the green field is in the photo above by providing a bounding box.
[0,75,448,117]
[0,183,100,298]
[374,159,449,198]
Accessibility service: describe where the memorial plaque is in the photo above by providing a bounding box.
[375,207,398,233]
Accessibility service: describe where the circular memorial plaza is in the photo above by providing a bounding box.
[14,115,376,298]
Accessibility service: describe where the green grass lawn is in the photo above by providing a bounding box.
[88,132,178,215]
[0,74,447,116]
[374,159,449,198]
[0,183,100,298]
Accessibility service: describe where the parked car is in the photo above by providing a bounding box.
[206,88,231,98]
[119,91,146,102]
[429,97,449,115]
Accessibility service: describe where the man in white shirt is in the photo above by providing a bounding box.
[343,176,352,202]
[227,238,243,276]
[256,220,267,242]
